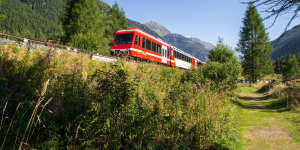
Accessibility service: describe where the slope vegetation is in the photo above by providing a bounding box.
[0,44,239,149]
[271,25,300,59]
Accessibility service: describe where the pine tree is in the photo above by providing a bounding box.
[284,55,300,80]
[102,2,128,50]
[0,0,4,23]
[208,39,235,63]
[63,0,105,52]
[207,39,242,89]
[237,4,273,83]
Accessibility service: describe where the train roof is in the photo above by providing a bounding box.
[172,46,195,58]
[116,28,170,46]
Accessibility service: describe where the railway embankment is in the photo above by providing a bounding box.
[0,44,241,149]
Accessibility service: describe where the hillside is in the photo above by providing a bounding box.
[0,44,239,149]
[0,0,126,53]
[271,25,300,59]
[0,0,66,40]
[164,33,210,61]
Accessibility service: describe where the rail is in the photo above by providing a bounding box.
[0,32,117,63]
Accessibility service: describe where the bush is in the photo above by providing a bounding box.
[204,40,242,90]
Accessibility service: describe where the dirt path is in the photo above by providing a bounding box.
[236,87,300,150]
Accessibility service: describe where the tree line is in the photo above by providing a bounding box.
[0,0,128,54]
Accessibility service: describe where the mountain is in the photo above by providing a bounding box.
[189,37,214,50]
[271,25,300,59]
[164,34,210,61]
[144,21,171,37]
[127,19,163,39]
[128,20,213,61]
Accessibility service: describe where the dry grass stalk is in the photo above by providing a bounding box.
[18,79,50,150]
[0,101,8,132]
[0,103,20,150]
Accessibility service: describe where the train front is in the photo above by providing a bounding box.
[110,29,135,56]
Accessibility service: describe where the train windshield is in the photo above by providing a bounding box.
[114,34,133,45]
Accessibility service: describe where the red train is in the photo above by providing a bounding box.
[110,28,205,69]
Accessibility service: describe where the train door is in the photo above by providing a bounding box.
[169,47,173,66]
[162,45,167,64]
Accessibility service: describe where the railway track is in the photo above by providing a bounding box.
[0,32,118,63]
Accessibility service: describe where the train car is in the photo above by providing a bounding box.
[111,28,204,69]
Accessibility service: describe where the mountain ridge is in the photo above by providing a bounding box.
[144,21,171,37]
[271,25,300,59]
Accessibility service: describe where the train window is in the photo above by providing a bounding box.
[115,34,134,45]
[146,39,151,50]
[134,35,138,46]
[142,37,146,49]
[158,45,161,54]
[167,48,169,57]
[152,42,156,52]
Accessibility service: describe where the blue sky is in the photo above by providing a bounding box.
[102,0,300,49]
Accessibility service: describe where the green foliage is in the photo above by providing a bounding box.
[0,0,66,40]
[63,0,104,51]
[274,55,300,80]
[274,57,288,74]
[105,3,128,48]
[237,4,273,83]
[283,55,300,79]
[202,61,241,90]
[0,0,128,54]
[0,0,4,23]
[0,45,240,150]
[208,39,235,63]
[203,40,242,90]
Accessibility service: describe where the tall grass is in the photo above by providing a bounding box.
[275,87,300,110]
[0,45,240,149]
